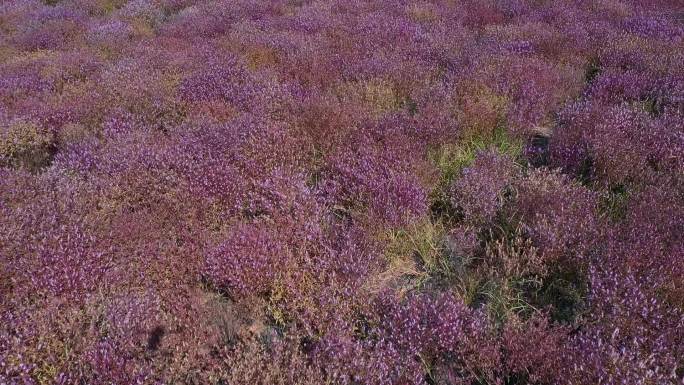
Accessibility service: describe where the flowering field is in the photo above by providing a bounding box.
[1,0,683,384]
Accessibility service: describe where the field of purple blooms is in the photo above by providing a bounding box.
[1,0,683,384]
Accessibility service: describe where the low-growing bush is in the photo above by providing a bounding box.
[0,120,55,171]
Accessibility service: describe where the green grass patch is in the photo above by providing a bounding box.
[369,220,456,296]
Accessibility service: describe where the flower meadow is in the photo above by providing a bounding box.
[1,0,683,384]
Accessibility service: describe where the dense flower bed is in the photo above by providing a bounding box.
[1,1,682,384]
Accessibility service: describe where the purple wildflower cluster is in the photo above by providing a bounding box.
[1,0,683,384]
